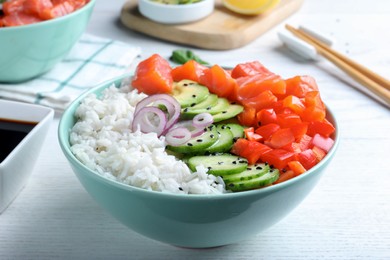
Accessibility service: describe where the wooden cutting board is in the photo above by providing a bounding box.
[120,0,304,50]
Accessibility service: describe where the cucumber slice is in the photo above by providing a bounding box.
[212,104,244,123]
[216,123,244,140]
[206,125,234,153]
[223,163,270,183]
[224,166,280,192]
[187,153,248,175]
[173,80,209,108]
[166,125,218,154]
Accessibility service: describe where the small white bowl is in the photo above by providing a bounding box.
[0,100,54,213]
[138,0,214,24]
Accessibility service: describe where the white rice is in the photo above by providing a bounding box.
[69,84,226,194]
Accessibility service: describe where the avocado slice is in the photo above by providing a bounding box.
[212,104,244,123]
[184,93,218,111]
[181,97,230,119]
[173,80,210,108]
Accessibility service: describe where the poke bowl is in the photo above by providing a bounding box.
[0,0,96,83]
[58,55,339,248]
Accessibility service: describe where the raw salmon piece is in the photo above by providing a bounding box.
[52,0,87,9]
[69,0,87,10]
[40,1,75,19]
[2,12,42,26]
[3,0,27,16]
[23,0,53,16]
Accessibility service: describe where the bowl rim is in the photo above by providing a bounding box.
[0,0,96,32]
[139,0,213,10]
[58,73,339,200]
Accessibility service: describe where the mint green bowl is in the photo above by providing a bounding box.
[58,75,339,248]
[0,0,96,83]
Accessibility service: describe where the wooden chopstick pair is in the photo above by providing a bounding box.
[285,24,390,107]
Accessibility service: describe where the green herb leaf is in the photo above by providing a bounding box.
[170,49,209,65]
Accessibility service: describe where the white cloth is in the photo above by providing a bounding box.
[0,34,141,111]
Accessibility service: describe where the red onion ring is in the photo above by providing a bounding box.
[132,106,167,137]
[193,112,214,128]
[171,120,205,138]
[132,94,214,144]
[134,94,180,134]
[165,127,192,146]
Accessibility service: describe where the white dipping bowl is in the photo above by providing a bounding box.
[138,0,214,24]
[0,100,54,213]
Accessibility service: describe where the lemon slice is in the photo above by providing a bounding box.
[222,0,280,15]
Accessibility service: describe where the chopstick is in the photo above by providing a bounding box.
[285,24,390,106]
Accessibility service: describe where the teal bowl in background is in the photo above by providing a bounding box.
[58,75,339,248]
[0,0,96,83]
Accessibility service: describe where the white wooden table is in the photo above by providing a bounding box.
[1,0,389,259]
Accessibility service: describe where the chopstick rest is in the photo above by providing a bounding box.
[284,24,390,107]
[278,26,335,60]
[298,25,335,47]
